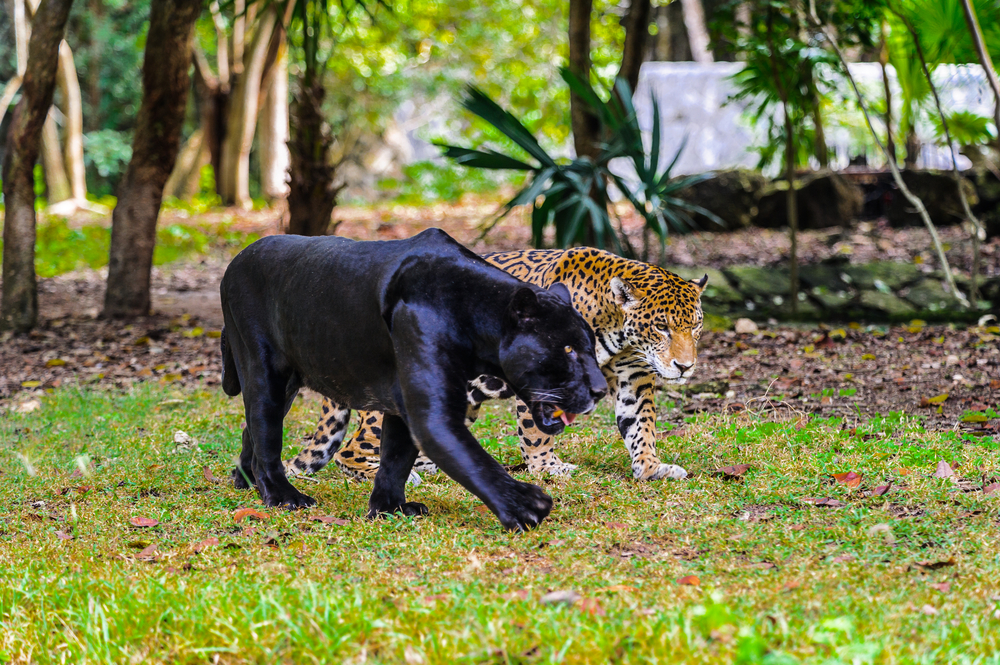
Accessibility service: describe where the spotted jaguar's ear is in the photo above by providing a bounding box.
[508,287,542,325]
[692,274,709,292]
[610,277,640,309]
[548,282,572,306]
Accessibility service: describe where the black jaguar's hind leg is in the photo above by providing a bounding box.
[241,371,315,509]
[232,427,256,489]
[367,414,427,519]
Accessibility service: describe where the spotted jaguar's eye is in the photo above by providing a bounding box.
[656,324,670,334]
[564,345,574,354]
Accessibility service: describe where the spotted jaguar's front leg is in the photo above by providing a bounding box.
[603,359,686,481]
[514,399,578,476]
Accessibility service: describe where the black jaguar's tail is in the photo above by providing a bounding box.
[220,327,241,396]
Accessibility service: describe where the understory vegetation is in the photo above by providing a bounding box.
[1,384,998,663]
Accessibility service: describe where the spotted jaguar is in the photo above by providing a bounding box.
[284,247,707,482]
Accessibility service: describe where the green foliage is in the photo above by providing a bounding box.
[376,161,524,204]
[0,218,258,279]
[440,72,719,253]
[82,129,134,196]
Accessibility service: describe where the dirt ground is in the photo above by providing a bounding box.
[1,202,998,432]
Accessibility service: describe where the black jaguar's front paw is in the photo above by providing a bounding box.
[495,481,552,532]
[232,466,256,490]
[258,478,316,509]
[366,501,429,520]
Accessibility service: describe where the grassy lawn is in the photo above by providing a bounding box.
[2,384,999,663]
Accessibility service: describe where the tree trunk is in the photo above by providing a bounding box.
[41,110,71,202]
[56,39,86,201]
[219,6,277,208]
[258,36,290,201]
[287,77,341,236]
[812,99,828,168]
[784,104,799,315]
[163,128,208,199]
[880,23,896,166]
[103,0,201,318]
[665,1,693,61]
[85,0,102,131]
[616,0,651,94]
[568,0,600,162]
[679,0,714,64]
[1,0,74,332]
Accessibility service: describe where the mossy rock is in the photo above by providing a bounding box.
[799,262,853,291]
[901,278,964,312]
[887,170,978,228]
[857,291,915,318]
[670,266,743,305]
[842,262,923,291]
[673,169,768,232]
[756,171,863,230]
[723,266,790,299]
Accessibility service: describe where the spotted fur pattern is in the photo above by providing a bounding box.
[283,247,705,482]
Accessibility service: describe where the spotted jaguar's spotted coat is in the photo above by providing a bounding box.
[283,247,706,482]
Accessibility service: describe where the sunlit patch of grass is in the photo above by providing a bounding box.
[0,217,259,278]
[1,384,999,663]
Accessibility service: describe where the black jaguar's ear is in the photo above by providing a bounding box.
[692,274,708,292]
[548,282,572,305]
[610,277,640,309]
[509,287,541,324]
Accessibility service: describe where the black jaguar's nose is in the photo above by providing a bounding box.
[590,384,608,401]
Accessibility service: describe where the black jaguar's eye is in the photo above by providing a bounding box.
[564,345,574,354]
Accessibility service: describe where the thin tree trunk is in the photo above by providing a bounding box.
[880,23,896,166]
[40,110,71,202]
[616,0,651,94]
[679,0,714,64]
[812,100,828,168]
[85,0,102,131]
[1,0,74,332]
[219,6,277,208]
[56,39,86,202]
[810,5,968,308]
[258,38,290,201]
[568,0,601,162]
[103,0,202,318]
[0,76,22,128]
[900,10,984,304]
[959,0,1000,141]
[163,128,207,199]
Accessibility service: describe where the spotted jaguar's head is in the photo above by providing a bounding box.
[607,269,707,384]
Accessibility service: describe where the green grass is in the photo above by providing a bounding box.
[0,217,258,278]
[1,384,999,663]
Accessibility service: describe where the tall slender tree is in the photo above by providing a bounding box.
[1,0,75,332]
[103,0,203,318]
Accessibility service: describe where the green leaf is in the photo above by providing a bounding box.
[461,86,556,169]
[437,145,535,171]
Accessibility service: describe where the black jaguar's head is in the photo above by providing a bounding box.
[499,283,607,436]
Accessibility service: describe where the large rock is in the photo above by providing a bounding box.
[756,171,863,230]
[809,287,855,312]
[673,169,768,231]
[887,170,978,228]
[723,266,790,300]
[970,169,1000,239]
[799,261,853,291]
[902,278,964,312]
[842,262,923,291]
[858,291,915,318]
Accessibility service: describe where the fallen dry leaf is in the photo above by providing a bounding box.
[920,394,949,407]
[716,464,752,478]
[577,597,605,616]
[604,522,628,530]
[233,508,270,522]
[129,517,159,528]
[983,483,1000,496]
[872,483,893,496]
[202,466,222,483]
[136,544,157,560]
[311,515,350,526]
[677,575,700,586]
[929,582,951,593]
[801,497,846,508]
[602,584,638,593]
[920,604,939,616]
[911,558,956,571]
[55,530,73,541]
[502,589,530,601]
[933,461,959,479]
[831,471,863,488]
[829,554,855,564]
[782,580,801,591]
[192,537,219,553]
[749,561,776,570]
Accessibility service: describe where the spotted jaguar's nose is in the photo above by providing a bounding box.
[672,360,694,376]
